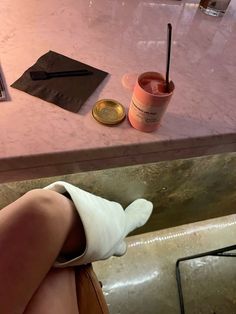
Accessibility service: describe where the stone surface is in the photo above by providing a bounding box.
[0,0,236,182]
[94,214,236,314]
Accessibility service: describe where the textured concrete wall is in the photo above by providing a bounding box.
[0,152,235,234]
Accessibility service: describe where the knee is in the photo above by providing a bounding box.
[25,188,58,209]
[23,189,65,224]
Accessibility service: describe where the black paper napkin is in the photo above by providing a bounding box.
[11,51,108,112]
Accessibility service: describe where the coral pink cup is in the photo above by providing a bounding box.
[128,72,175,132]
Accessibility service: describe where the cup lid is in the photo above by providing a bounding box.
[92,99,126,125]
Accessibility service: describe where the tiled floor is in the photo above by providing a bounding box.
[0,152,235,313]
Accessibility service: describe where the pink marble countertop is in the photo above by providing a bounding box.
[0,0,236,183]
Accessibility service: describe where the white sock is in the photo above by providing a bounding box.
[44,181,153,266]
[114,199,153,256]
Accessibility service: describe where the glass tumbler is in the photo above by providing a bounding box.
[199,0,231,16]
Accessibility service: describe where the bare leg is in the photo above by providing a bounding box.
[24,268,79,314]
[0,189,85,314]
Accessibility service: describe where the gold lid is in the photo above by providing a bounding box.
[92,99,126,125]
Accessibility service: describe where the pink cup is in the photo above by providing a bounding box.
[128,72,175,132]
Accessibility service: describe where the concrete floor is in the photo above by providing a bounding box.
[0,152,235,313]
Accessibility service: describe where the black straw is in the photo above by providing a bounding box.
[166,23,172,93]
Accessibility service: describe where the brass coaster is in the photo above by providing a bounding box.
[92,99,126,125]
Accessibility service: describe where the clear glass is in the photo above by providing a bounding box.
[199,0,231,16]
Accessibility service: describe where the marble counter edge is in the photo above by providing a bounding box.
[0,134,235,184]
[0,133,236,172]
